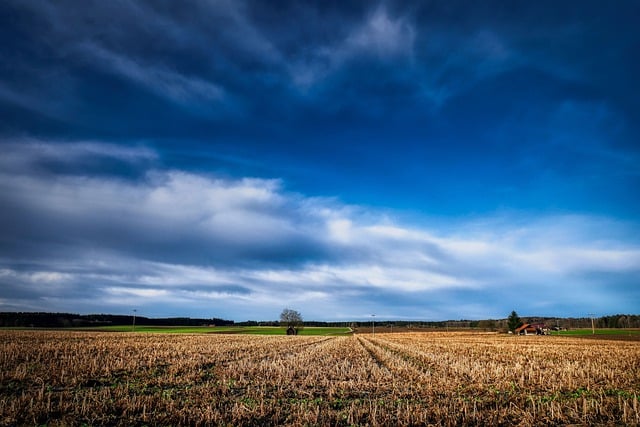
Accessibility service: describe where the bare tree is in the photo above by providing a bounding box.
[280,308,303,335]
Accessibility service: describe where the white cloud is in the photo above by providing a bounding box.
[1,141,639,319]
[105,287,169,298]
[512,248,640,275]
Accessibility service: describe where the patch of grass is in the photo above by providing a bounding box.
[72,325,352,335]
[76,325,214,333]
[555,328,640,336]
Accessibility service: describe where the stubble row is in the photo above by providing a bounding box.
[1,331,638,426]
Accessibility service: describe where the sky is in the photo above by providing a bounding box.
[1,1,639,322]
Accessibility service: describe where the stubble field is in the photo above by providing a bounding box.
[1,330,638,426]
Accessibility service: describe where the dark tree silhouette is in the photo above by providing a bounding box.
[280,308,303,335]
[507,310,522,333]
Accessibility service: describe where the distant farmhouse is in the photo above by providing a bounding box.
[515,323,548,335]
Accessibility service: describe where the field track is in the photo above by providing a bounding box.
[1,331,639,426]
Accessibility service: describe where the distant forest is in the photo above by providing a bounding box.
[0,312,234,328]
[1,312,639,329]
[343,315,640,330]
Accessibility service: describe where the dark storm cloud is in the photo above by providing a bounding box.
[1,1,639,319]
[3,1,638,113]
[2,0,638,178]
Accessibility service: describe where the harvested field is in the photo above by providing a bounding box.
[1,331,638,426]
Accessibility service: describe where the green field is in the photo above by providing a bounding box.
[553,328,640,336]
[74,325,352,335]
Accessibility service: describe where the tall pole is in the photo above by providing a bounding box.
[372,314,375,337]
[132,309,137,332]
[589,313,595,335]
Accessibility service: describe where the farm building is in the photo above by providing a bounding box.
[515,323,548,335]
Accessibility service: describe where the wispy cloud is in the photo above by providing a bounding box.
[342,7,416,60]
[0,0,605,117]
[289,7,416,89]
[78,43,224,107]
[1,140,638,320]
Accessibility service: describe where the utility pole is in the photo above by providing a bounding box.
[589,313,595,335]
[371,314,375,337]
[132,309,137,332]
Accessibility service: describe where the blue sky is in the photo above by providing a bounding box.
[1,0,639,321]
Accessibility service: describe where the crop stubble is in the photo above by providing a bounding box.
[1,331,638,426]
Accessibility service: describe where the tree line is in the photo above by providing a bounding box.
[0,312,234,328]
[1,311,638,330]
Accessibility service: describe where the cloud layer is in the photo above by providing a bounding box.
[1,141,638,320]
[1,1,639,320]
